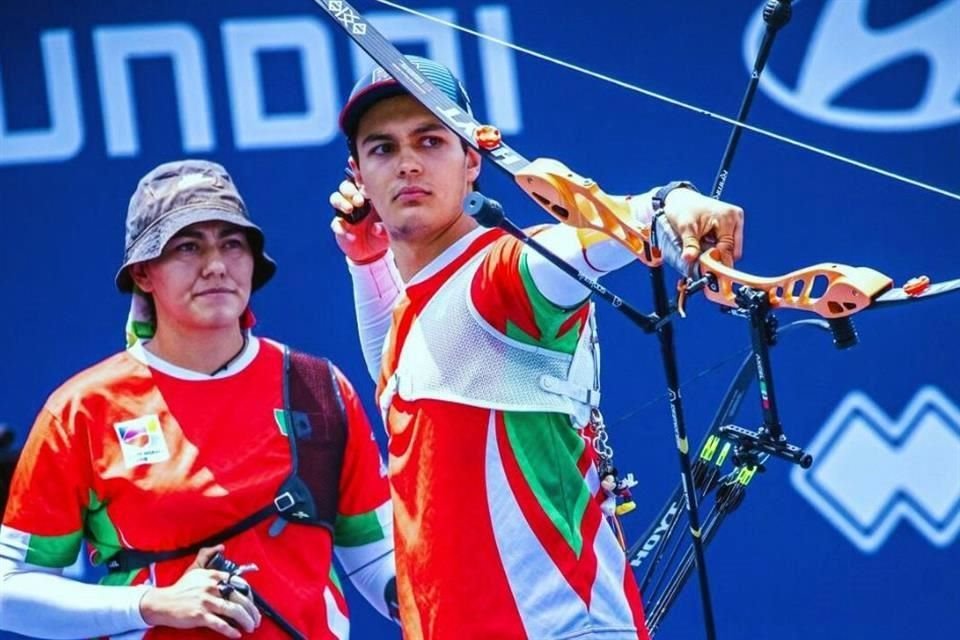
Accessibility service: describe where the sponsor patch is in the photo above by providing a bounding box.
[113,414,170,468]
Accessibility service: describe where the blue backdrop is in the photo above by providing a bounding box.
[2,1,958,638]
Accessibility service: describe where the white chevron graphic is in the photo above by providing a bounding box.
[744,0,960,130]
[791,386,960,552]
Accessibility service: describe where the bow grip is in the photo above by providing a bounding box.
[515,158,661,266]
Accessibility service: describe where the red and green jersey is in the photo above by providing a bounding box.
[377,229,648,640]
[3,338,391,639]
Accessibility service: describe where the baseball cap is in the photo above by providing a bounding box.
[115,159,276,292]
[338,55,472,140]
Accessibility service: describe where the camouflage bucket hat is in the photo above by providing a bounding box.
[115,159,276,292]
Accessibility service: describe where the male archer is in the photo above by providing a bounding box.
[329,56,744,639]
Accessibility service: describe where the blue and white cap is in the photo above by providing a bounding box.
[338,55,472,140]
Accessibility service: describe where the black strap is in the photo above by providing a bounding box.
[107,346,347,573]
[106,505,276,572]
[652,180,699,212]
[280,350,347,526]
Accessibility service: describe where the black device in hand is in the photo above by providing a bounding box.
[335,167,372,225]
[204,550,306,640]
[205,551,252,598]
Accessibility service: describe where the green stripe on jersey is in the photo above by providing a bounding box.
[24,529,83,568]
[329,565,343,594]
[100,567,141,587]
[84,490,124,566]
[334,510,386,547]
[507,253,584,354]
[504,412,591,557]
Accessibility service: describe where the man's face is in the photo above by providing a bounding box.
[131,220,254,334]
[350,95,481,243]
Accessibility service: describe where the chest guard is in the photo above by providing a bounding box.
[380,249,601,426]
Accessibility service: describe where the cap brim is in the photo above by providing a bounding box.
[115,207,276,293]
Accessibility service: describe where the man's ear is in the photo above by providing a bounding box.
[465,147,481,184]
[347,155,368,198]
[129,263,153,293]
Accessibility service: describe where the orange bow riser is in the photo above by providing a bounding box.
[515,158,958,320]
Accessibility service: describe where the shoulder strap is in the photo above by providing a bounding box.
[271,348,348,527]
[107,345,348,573]
[105,505,276,572]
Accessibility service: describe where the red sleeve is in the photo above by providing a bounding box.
[3,402,92,566]
[471,234,590,351]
